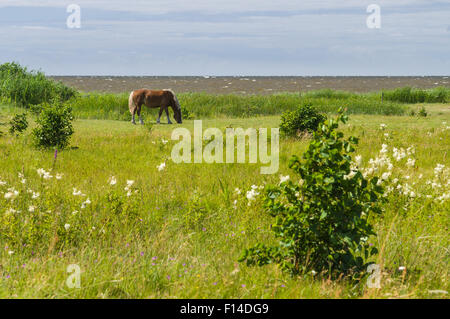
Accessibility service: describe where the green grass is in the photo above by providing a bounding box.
[64,91,408,121]
[0,103,449,298]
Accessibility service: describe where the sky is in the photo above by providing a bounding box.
[0,0,449,76]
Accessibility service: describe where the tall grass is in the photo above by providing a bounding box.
[0,62,77,107]
[66,91,408,121]
[67,92,131,121]
[382,87,449,104]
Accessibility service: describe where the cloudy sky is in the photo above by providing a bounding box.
[0,0,449,75]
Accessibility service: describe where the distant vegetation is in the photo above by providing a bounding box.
[0,62,77,107]
[382,87,449,104]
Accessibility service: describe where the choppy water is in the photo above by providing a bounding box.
[49,76,450,94]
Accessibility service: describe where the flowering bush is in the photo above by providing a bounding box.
[240,110,384,278]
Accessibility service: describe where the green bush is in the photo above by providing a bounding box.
[239,110,384,278]
[9,113,28,135]
[32,104,74,149]
[0,62,78,107]
[418,106,428,117]
[280,103,326,137]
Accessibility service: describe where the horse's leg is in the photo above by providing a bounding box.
[165,107,172,124]
[137,105,144,125]
[157,107,163,124]
[131,107,137,125]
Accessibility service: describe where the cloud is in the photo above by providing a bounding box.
[0,1,448,75]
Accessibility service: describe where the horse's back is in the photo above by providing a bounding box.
[130,89,175,111]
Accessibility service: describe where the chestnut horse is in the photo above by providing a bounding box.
[128,89,182,125]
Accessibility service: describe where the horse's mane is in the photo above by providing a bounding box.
[164,89,181,111]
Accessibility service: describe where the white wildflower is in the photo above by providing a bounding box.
[6,208,17,214]
[406,146,415,156]
[72,188,84,196]
[43,171,52,179]
[279,175,290,184]
[406,158,415,168]
[344,170,357,180]
[109,176,117,185]
[64,224,71,231]
[28,206,36,212]
[434,164,445,176]
[355,155,362,167]
[4,189,19,200]
[381,172,391,180]
[246,188,260,204]
[81,198,91,209]
[157,162,166,171]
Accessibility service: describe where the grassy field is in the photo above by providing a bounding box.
[0,101,448,298]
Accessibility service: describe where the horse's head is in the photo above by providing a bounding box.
[173,108,183,124]
[168,90,183,123]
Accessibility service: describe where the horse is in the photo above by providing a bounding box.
[128,89,182,125]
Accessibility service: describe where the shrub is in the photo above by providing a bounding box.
[32,104,74,149]
[9,113,28,135]
[239,109,384,278]
[280,103,326,137]
[418,106,428,117]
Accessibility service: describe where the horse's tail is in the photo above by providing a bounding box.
[128,90,136,113]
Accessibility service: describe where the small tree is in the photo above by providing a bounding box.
[9,113,28,135]
[280,103,325,138]
[32,104,74,149]
[240,109,384,278]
